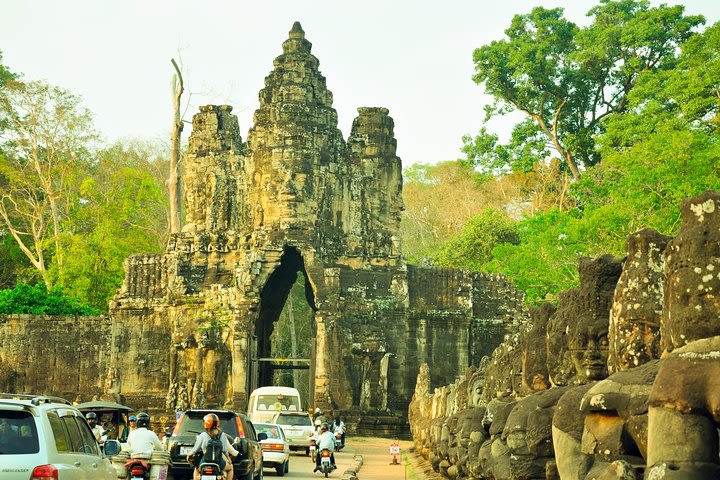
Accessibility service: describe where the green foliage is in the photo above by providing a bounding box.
[0,283,101,315]
[477,21,720,304]
[401,161,491,264]
[432,209,519,271]
[466,0,704,177]
[55,142,169,310]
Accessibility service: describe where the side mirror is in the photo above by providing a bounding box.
[257,432,268,442]
[103,440,121,457]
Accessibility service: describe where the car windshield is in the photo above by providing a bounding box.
[0,410,39,454]
[256,395,300,412]
[254,423,282,440]
[275,414,312,427]
[177,412,239,438]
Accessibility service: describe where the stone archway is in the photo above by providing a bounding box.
[251,246,318,407]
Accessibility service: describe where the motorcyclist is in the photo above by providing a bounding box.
[332,416,346,448]
[126,412,164,456]
[313,423,336,472]
[186,413,239,480]
[312,407,327,425]
[161,426,173,449]
[86,412,106,445]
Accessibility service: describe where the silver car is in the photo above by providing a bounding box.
[270,411,315,454]
[0,394,119,480]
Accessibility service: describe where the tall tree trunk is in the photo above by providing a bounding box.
[168,59,184,234]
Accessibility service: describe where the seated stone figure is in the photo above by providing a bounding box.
[501,386,571,480]
[577,360,660,479]
[646,191,720,479]
[549,255,622,478]
[608,229,670,373]
[522,303,554,394]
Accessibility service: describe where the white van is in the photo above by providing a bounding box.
[247,386,303,424]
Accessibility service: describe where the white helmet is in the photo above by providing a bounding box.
[314,407,321,413]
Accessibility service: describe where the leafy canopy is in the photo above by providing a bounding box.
[465,0,704,179]
[479,20,720,303]
[0,283,101,315]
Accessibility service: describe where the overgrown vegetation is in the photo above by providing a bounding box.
[402,4,720,304]
[0,57,169,312]
[0,283,101,315]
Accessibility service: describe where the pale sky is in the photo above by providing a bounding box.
[3,0,719,166]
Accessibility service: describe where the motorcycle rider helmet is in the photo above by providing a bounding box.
[136,412,151,428]
[321,423,330,432]
[86,412,97,425]
[129,414,137,423]
[203,413,220,430]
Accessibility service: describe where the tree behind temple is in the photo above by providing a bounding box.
[0,80,97,286]
[465,0,704,179]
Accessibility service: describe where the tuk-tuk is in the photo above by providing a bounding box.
[75,401,133,442]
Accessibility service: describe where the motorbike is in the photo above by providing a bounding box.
[317,448,335,477]
[334,432,343,452]
[309,436,317,462]
[125,458,150,480]
[198,461,225,480]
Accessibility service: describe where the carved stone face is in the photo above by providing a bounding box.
[569,324,609,382]
[468,374,484,408]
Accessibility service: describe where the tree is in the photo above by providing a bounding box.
[0,80,97,286]
[466,0,704,179]
[401,159,573,264]
[59,141,169,310]
[401,161,489,263]
[168,59,184,234]
[482,22,720,304]
[431,208,519,271]
[0,50,17,135]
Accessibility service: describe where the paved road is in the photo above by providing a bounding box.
[261,447,355,479]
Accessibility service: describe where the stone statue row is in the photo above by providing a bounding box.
[408,190,720,480]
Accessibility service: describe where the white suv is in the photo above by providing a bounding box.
[0,394,119,480]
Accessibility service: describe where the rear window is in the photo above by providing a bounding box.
[275,414,312,427]
[0,410,39,454]
[256,395,300,411]
[254,423,283,440]
[178,413,239,438]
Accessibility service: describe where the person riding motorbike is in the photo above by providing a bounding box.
[186,413,239,480]
[86,412,106,445]
[126,412,164,455]
[313,423,336,472]
[332,417,346,449]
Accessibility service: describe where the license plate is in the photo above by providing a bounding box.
[321,457,330,463]
[180,446,193,455]
[201,476,217,480]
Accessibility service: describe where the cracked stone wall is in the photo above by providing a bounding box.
[0,22,524,419]
[0,315,111,400]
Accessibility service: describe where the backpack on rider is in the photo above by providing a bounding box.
[204,432,224,465]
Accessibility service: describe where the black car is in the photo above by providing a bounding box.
[167,409,265,480]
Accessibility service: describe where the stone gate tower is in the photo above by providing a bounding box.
[109,22,525,416]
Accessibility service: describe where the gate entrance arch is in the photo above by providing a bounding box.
[250,246,317,409]
[105,23,523,424]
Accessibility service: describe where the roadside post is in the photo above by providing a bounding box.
[390,441,401,465]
